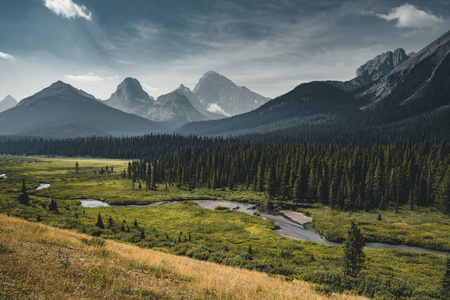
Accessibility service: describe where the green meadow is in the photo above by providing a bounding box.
[0,156,448,299]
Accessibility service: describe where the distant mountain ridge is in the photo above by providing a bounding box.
[1,30,449,141]
[104,74,270,126]
[0,95,18,113]
[106,77,155,116]
[178,81,359,136]
[105,78,208,129]
[178,30,450,139]
[174,84,225,120]
[0,81,163,137]
[189,71,271,117]
[356,30,450,114]
[327,48,411,92]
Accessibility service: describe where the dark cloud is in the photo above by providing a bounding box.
[0,0,448,100]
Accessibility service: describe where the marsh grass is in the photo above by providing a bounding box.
[305,206,450,252]
[0,215,364,300]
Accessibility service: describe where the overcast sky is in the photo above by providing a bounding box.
[0,0,449,101]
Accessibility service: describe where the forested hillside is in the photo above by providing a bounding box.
[128,143,450,214]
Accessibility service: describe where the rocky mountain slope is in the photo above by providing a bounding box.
[327,49,411,92]
[190,71,270,117]
[356,30,450,116]
[174,84,225,120]
[105,78,208,128]
[178,82,359,136]
[178,30,450,139]
[148,92,209,128]
[105,77,155,117]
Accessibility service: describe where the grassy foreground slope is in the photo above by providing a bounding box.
[0,215,364,300]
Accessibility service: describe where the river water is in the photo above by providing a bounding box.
[78,199,448,255]
[35,183,51,190]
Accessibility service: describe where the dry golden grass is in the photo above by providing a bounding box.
[0,214,367,299]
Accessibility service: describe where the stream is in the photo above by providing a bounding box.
[34,183,51,190]
[78,199,448,255]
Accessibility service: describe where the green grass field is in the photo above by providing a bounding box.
[1,156,448,299]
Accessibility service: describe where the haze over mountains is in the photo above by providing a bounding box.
[179,30,450,139]
[0,81,162,137]
[0,30,449,141]
[105,72,270,127]
[0,95,18,113]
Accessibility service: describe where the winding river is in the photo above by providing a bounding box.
[78,199,448,255]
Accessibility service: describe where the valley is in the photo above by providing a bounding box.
[1,3,450,299]
[0,156,448,299]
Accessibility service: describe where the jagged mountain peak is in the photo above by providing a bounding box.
[355,48,409,81]
[192,71,270,117]
[106,77,155,115]
[113,77,153,101]
[177,84,191,92]
[117,77,142,90]
[356,30,450,113]
[327,48,411,92]
[194,71,236,93]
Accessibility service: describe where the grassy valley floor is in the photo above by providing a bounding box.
[0,156,448,299]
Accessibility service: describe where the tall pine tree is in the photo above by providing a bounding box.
[343,221,365,278]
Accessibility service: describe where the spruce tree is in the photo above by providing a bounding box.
[343,221,365,278]
[49,198,58,212]
[96,213,104,229]
[18,179,29,205]
[265,166,278,198]
[75,161,79,173]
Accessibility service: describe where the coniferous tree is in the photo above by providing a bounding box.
[18,179,29,205]
[75,161,79,173]
[343,221,365,278]
[49,198,58,211]
[96,213,104,229]
[265,166,278,198]
[108,216,114,228]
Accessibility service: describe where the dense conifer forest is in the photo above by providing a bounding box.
[127,142,450,213]
[1,135,449,213]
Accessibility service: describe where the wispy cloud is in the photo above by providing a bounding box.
[65,73,118,83]
[374,3,444,28]
[44,0,92,20]
[0,51,14,60]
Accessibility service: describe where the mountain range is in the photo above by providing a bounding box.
[105,77,209,129]
[327,48,411,92]
[0,81,162,137]
[103,72,269,129]
[178,30,450,140]
[0,30,449,141]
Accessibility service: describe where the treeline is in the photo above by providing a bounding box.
[0,134,233,160]
[129,142,450,213]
